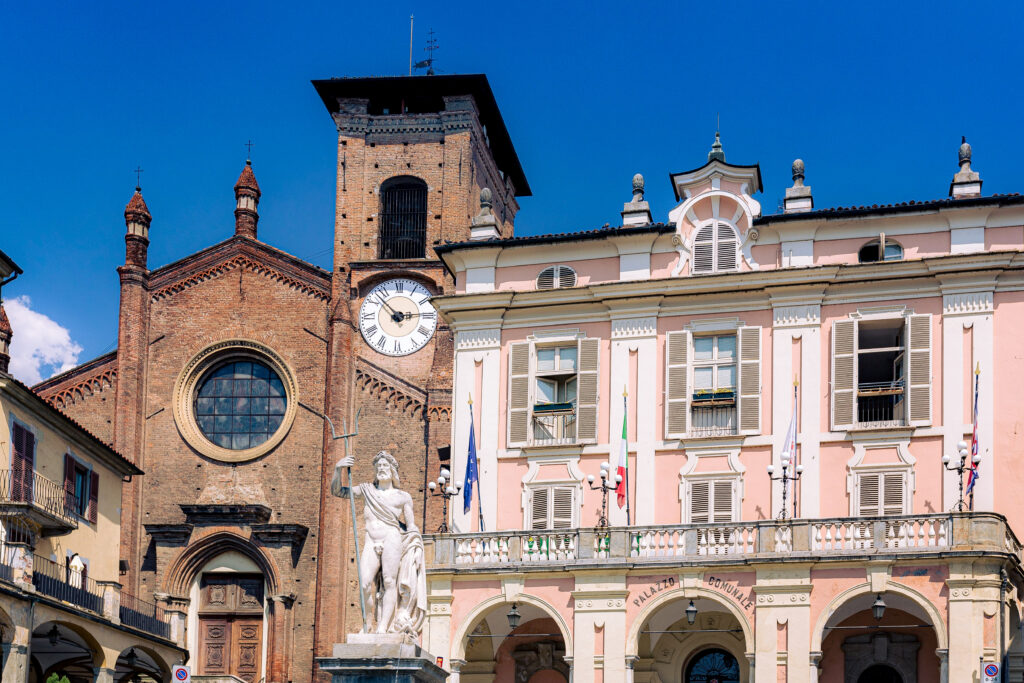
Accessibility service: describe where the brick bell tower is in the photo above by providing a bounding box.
[310,75,530,655]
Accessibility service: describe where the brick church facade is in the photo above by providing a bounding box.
[34,74,529,682]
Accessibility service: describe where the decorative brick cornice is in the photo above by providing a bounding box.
[943,291,994,316]
[356,358,425,416]
[151,254,329,302]
[42,365,117,410]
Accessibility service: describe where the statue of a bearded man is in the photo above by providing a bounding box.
[332,450,427,637]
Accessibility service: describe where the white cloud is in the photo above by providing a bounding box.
[5,295,83,385]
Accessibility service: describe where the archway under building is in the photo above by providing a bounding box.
[29,620,101,683]
[456,597,571,683]
[113,645,170,682]
[631,593,752,683]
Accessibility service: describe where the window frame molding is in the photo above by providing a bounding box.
[690,218,741,275]
[845,437,916,516]
[64,449,94,520]
[520,455,584,530]
[678,443,745,524]
[7,414,41,469]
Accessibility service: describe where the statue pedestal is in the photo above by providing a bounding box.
[317,634,448,682]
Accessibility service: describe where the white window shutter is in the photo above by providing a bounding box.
[508,342,531,445]
[692,225,714,274]
[858,473,881,516]
[690,481,710,523]
[665,330,689,438]
[576,338,600,442]
[712,480,735,522]
[557,266,577,289]
[738,327,761,434]
[882,472,906,515]
[831,319,857,430]
[907,314,932,426]
[552,487,575,529]
[530,487,549,530]
[716,222,738,271]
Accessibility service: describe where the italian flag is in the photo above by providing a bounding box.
[616,394,628,509]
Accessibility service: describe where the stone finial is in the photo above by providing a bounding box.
[234,160,261,239]
[470,187,501,240]
[784,158,813,214]
[708,132,726,163]
[123,187,151,268]
[0,304,11,374]
[632,173,645,202]
[950,136,982,199]
[622,172,652,226]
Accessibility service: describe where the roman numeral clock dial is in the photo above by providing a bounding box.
[358,279,438,356]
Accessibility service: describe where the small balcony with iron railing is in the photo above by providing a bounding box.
[0,469,79,535]
[532,403,577,446]
[856,380,906,429]
[690,389,737,437]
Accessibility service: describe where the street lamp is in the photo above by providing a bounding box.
[507,603,522,630]
[872,594,886,621]
[767,451,804,520]
[942,441,979,511]
[427,468,462,533]
[47,624,60,647]
[587,461,621,528]
[685,600,698,626]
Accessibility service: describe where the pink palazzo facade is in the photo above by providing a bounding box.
[423,139,1024,683]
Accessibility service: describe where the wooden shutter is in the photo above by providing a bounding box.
[508,342,531,446]
[692,225,714,274]
[831,320,857,430]
[63,454,76,514]
[88,470,99,524]
[665,330,689,438]
[907,314,932,426]
[576,338,600,442]
[530,487,549,530]
[716,222,738,271]
[858,473,881,516]
[12,425,34,504]
[738,327,761,434]
[712,480,734,522]
[882,472,905,515]
[690,481,711,523]
[551,487,575,529]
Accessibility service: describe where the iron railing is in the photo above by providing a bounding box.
[120,591,171,639]
[856,381,906,428]
[0,540,15,583]
[690,403,738,437]
[0,469,79,527]
[532,413,577,445]
[32,553,103,613]
[378,184,427,259]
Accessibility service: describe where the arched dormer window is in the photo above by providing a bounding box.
[536,265,577,290]
[692,221,739,274]
[858,240,903,263]
[379,176,427,259]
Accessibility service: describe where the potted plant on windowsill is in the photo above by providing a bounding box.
[691,388,736,405]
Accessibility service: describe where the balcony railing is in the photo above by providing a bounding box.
[690,403,738,437]
[32,553,103,613]
[427,513,1018,570]
[121,591,171,639]
[0,469,79,531]
[532,412,577,446]
[856,381,906,428]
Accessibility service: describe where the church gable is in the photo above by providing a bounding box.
[34,351,118,444]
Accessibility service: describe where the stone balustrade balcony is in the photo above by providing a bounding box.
[425,512,1021,572]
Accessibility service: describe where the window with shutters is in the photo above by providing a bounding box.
[691,335,737,436]
[691,221,739,274]
[63,452,97,521]
[855,471,909,516]
[685,478,737,523]
[528,485,576,529]
[858,239,903,263]
[832,314,931,431]
[533,345,578,444]
[536,265,577,290]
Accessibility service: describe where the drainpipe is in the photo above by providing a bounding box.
[1000,568,1008,683]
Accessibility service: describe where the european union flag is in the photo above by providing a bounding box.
[463,401,479,516]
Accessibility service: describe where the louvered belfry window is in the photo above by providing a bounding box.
[692,222,739,274]
[378,177,427,259]
[536,265,577,290]
[530,485,576,529]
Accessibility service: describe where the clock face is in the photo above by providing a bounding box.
[359,278,437,356]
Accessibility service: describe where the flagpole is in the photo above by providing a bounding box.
[624,386,631,527]
[468,394,485,533]
[792,378,799,519]
[969,364,979,511]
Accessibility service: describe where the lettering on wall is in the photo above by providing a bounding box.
[632,577,675,607]
[706,575,754,612]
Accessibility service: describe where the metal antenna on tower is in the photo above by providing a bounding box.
[408,15,414,76]
[413,29,439,75]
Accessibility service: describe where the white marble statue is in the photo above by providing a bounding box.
[332,449,427,637]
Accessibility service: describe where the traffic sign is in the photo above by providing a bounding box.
[172,665,191,682]
[983,662,999,682]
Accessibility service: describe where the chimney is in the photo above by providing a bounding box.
[621,173,653,226]
[234,160,261,239]
[949,136,982,199]
[469,188,501,241]
[0,305,11,374]
[784,159,814,213]
[123,186,151,268]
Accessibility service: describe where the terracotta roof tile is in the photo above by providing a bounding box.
[235,161,261,197]
[0,304,10,336]
[124,188,151,222]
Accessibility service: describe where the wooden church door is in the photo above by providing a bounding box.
[197,573,264,682]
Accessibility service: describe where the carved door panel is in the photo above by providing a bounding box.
[198,618,230,676]
[233,618,262,683]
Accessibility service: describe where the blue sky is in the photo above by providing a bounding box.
[1,1,1022,381]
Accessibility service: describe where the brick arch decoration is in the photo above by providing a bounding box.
[427,405,451,421]
[354,268,444,298]
[162,531,282,596]
[151,255,329,303]
[356,367,425,417]
[45,368,117,410]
